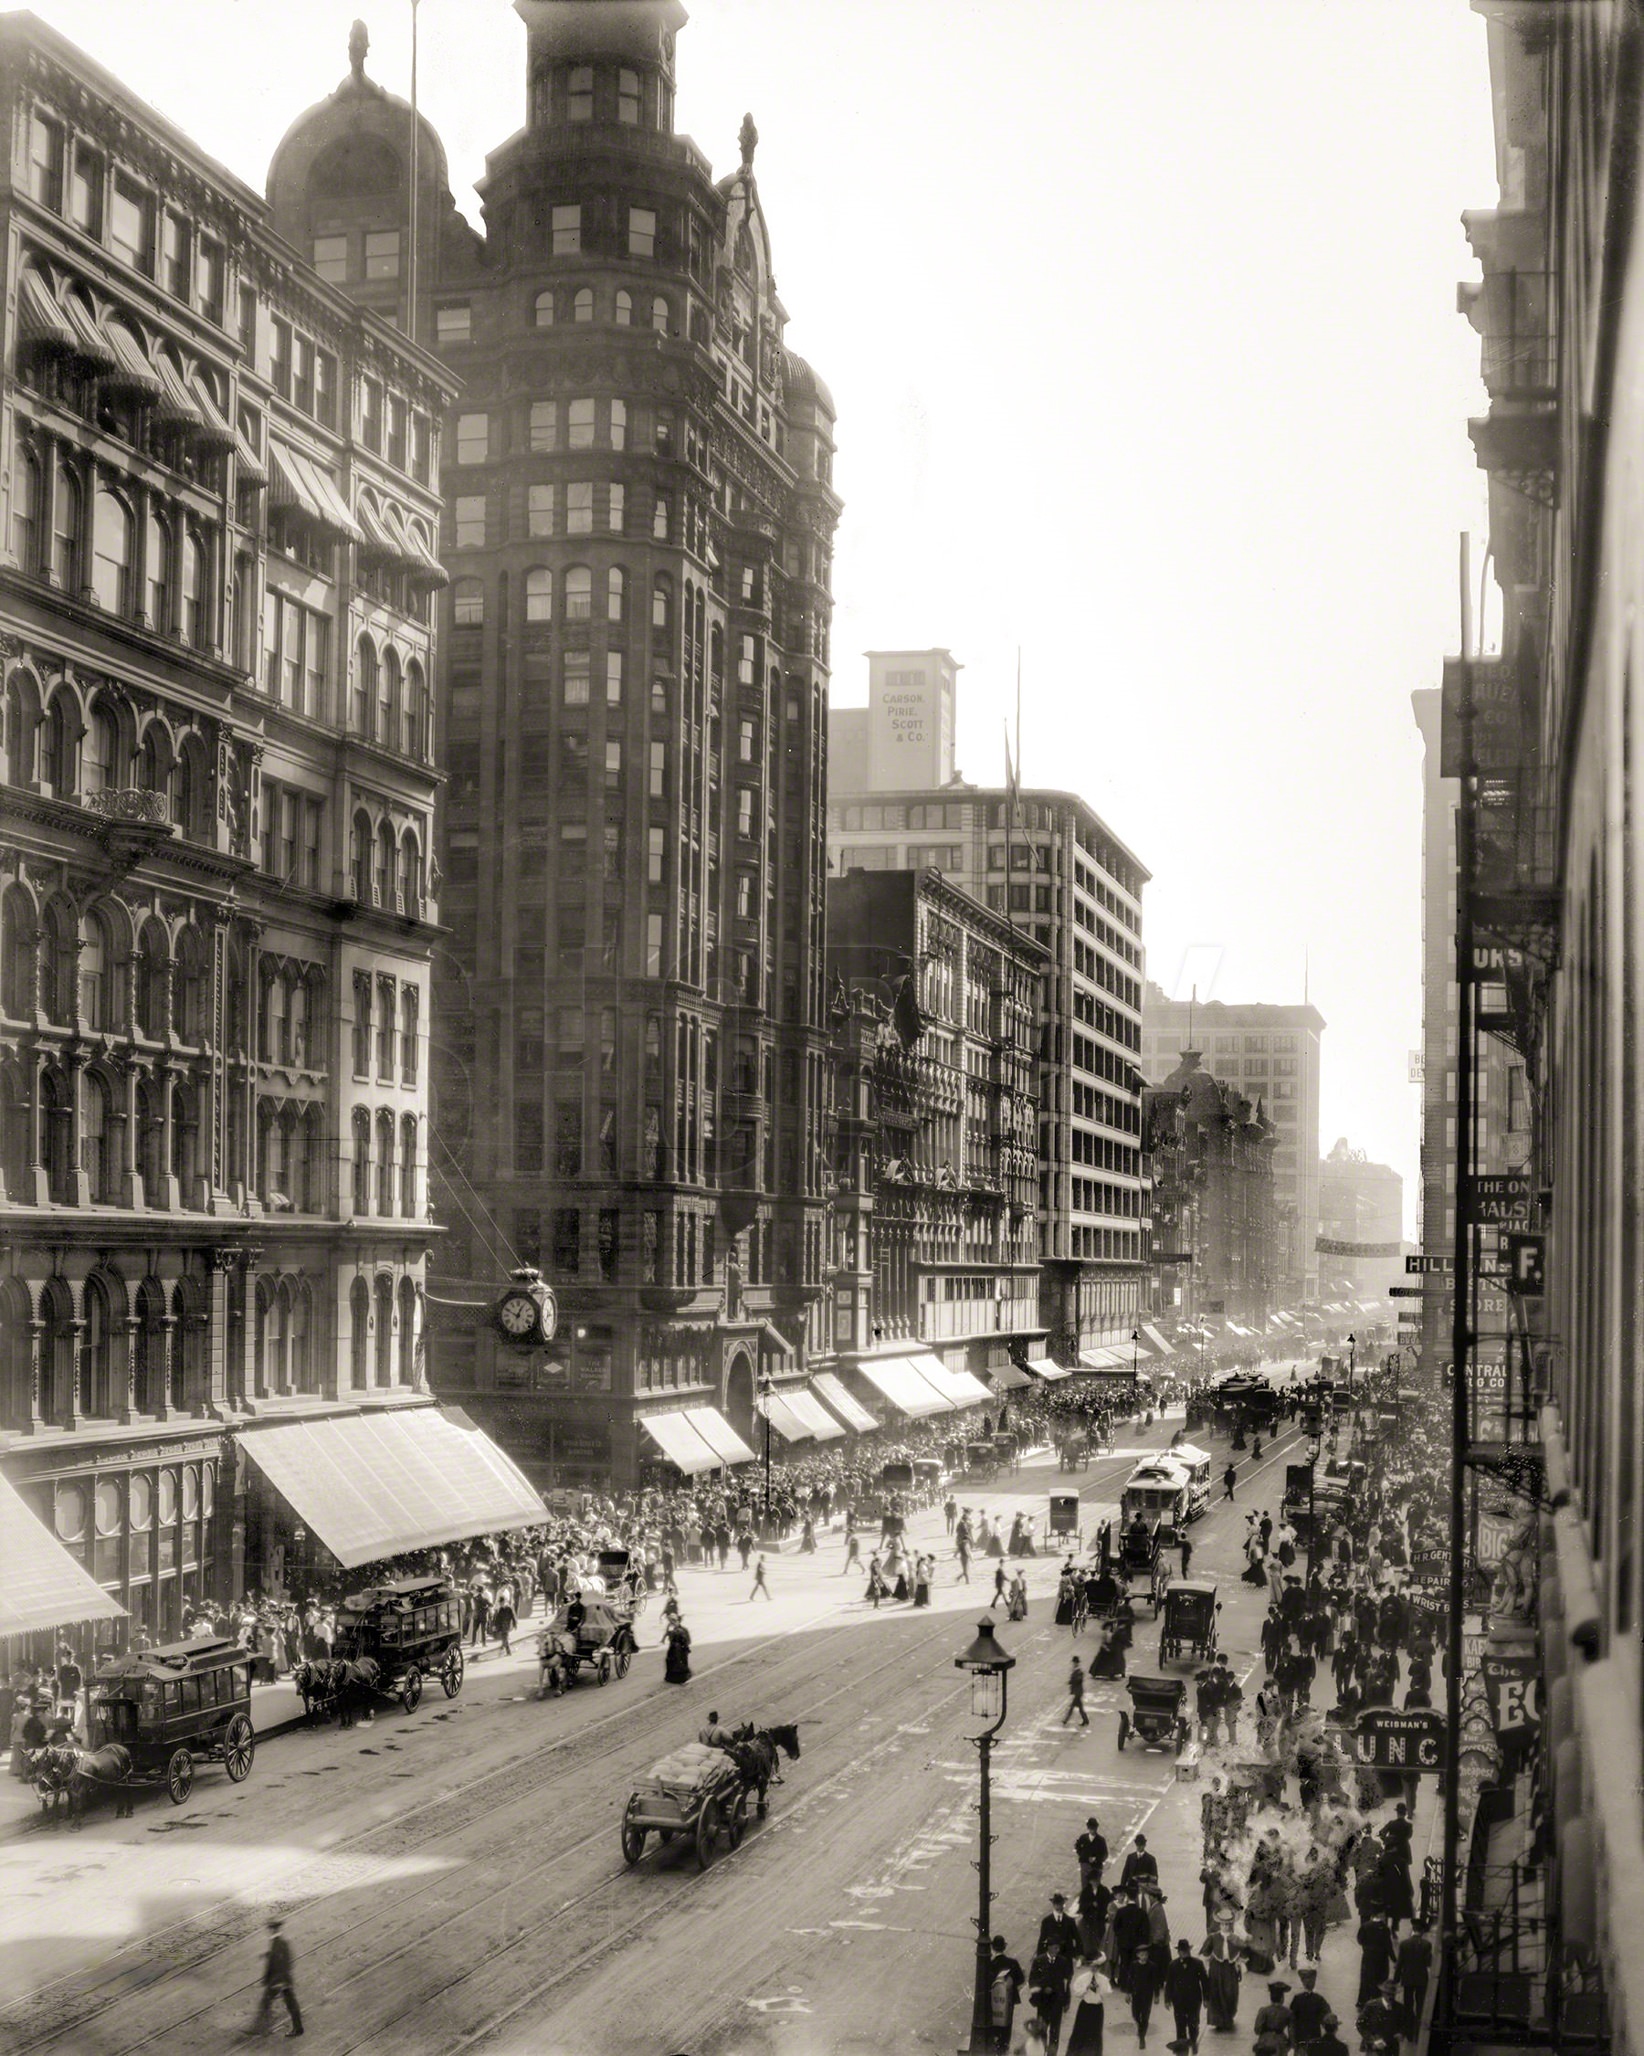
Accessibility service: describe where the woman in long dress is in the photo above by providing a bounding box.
[663,1621,692,1684]
[1201,1917,1243,2031]
[1008,1571,1029,1622]
[912,1556,931,1608]
[1063,1962,1105,2055]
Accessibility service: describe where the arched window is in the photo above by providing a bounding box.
[53,455,81,591]
[81,697,118,795]
[0,1277,31,1429]
[573,287,593,323]
[397,1274,418,1384]
[652,574,672,632]
[1,888,38,1020]
[376,818,396,905]
[374,1272,394,1385]
[41,1067,73,1204]
[400,984,419,1084]
[0,1066,30,1202]
[288,973,309,1066]
[10,445,40,573]
[525,566,553,622]
[135,723,164,795]
[81,1070,115,1202]
[145,506,171,630]
[348,811,370,900]
[400,1112,417,1215]
[291,1280,314,1394]
[172,926,205,1043]
[42,1276,75,1424]
[181,526,208,645]
[171,736,201,837]
[4,671,39,786]
[42,691,76,799]
[565,565,592,621]
[348,1276,370,1388]
[136,917,169,1038]
[79,909,112,1029]
[452,576,484,626]
[615,290,632,327]
[231,553,254,673]
[376,1108,395,1215]
[351,1108,371,1215]
[171,1083,198,1198]
[353,634,376,733]
[403,657,427,758]
[301,1104,324,1212]
[43,898,77,1024]
[607,567,625,622]
[80,1272,111,1416]
[399,828,422,912]
[134,1278,166,1415]
[534,290,554,327]
[651,295,670,334]
[92,485,133,614]
[135,1076,164,1196]
[379,644,399,746]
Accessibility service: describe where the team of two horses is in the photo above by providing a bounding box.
[291,1656,381,1727]
[29,1742,135,1826]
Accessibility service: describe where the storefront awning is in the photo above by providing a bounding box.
[0,1472,129,1639]
[1078,1348,1129,1371]
[757,1391,816,1444]
[812,1374,878,1433]
[18,268,76,355]
[1138,1323,1175,1357]
[1022,1356,1072,1382]
[684,1406,757,1466]
[992,1362,1033,1391]
[102,320,163,398]
[237,1405,546,1569]
[905,1351,991,1408]
[781,1386,845,1440]
[639,1411,722,1476]
[856,1356,954,1418]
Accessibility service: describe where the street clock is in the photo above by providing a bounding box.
[492,1266,559,1347]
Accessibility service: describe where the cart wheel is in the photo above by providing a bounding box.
[621,1814,646,1866]
[223,1713,255,1783]
[167,1748,194,1805]
[726,1789,748,1849]
[401,1668,423,1713]
[442,1647,464,1699]
[614,1646,632,1680]
[695,1799,718,1869]
[596,1653,610,1685]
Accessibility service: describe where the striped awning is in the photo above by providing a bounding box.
[1022,1356,1071,1382]
[781,1386,845,1440]
[270,444,328,524]
[811,1374,877,1433]
[101,320,163,398]
[387,503,450,587]
[294,451,365,541]
[149,351,204,428]
[18,268,76,355]
[355,494,405,563]
[59,290,119,370]
[905,1352,992,1408]
[639,1411,721,1476]
[684,1407,757,1466]
[190,373,238,448]
[234,428,268,486]
[855,1356,953,1419]
[991,1361,1033,1391]
[1137,1323,1175,1357]
[0,1471,128,1639]
[757,1391,815,1444]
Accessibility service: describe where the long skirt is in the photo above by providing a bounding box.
[1064,1995,1105,2055]
[1205,1955,1240,2030]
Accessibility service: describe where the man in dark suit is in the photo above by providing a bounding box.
[1120,1833,1160,1894]
[1037,1892,1081,1959]
[251,1917,303,2036]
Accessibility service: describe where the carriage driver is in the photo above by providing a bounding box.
[563,1590,587,1640]
[699,1710,734,1749]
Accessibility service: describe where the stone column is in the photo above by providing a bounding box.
[25,1049,49,1205]
[206,1248,233,1413]
[22,1316,45,1433]
[119,1313,140,1424]
[61,1314,85,1430]
[152,1313,176,1422]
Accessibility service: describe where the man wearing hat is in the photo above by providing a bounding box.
[1252,1981,1293,2056]
[1314,2009,1349,2056]
[1028,1928,1074,2056]
[1358,1978,1413,2050]
[1037,1892,1081,1959]
[1161,1936,1209,2052]
[1289,1965,1330,2048]
[1075,1816,1108,1886]
[251,1915,303,2036]
[1120,1832,1160,1895]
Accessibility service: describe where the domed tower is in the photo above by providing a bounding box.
[266,19,471,339]
[272,1,842,1487]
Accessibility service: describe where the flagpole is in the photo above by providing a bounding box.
[407,0,420,343]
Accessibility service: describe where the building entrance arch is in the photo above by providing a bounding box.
[725,1347,756,1446]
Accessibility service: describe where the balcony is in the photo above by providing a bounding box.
[1461,269,1557,507]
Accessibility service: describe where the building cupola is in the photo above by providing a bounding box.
[517,0,687,135]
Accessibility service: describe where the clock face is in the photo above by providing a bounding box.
[537,1289,559,1344]
[499,1293,538,1339]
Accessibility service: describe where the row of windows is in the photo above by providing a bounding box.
[348,634,433,757]
[452,565,671,630]
[436,282,674,347]
[536,60,664,133]
[347,1107,422,1219]
[457,394,636,464]
[3,671,213,837]
[347,810,426,913]
[451,481,679,550]
[351,972,421,1085]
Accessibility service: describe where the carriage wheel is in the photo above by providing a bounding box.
[400,1668,423,1714]
[167,1748,194,1805]
[613,1645,632,1681]
[595,1653,610,1685]
[725,1789,748,1849]
[224,1714,255,1783]
[441,1647,465,1699]
[695,1799,719,1869]
[620,1810,646,1866]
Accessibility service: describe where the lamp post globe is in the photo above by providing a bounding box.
[956,1617,1014,2052]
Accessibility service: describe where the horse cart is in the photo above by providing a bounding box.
[36,1637,257,1822]
[1116,1674,1191,1755]
[538,1596,639,1696]
[622,1743,749,1869]
[1159,1579,1220,1665]
[333,1575,465,1713]
[1119,1518,1160,1585]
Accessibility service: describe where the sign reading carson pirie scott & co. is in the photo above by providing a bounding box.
[1354,1708,1447,1770]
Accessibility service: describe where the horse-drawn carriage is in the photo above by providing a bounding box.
[330,1575,465,1714]
[537,1596,639,1696]
[1158,1579,1220,1666]
[620,1723,800,1869]
[1118,1517,1161,1582]
[1117,1674,1191,1755]
[34,1637,256,1822]
[964,1440,1000,1481]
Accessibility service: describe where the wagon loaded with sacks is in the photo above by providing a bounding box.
[621,1742,749,1868]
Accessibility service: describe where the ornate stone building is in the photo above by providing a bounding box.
[0,15,459,1644]
[1147,1052,1279,1336]
[268,0,840,1490]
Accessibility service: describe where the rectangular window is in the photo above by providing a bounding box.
[647,827,665,883]
[529,401,556,451]
[378,976,397,1077]
[566,482,593,535]
[646,914,664,976]
[70,144,102,235]
[303,798,323,890]
[737,788,754,838]
[610,398,627,451]
[314,349,336,428]
[568,397,595,449]
[618,69,641,124]
[653,495,670,541]
[607,483,625,533]
[456,412,488,464]
[386,396,407,469]
[628,207,657,258]
[197,237,224,323]
[648,742,666,798]
[312,234,349,283]
[353,972,372,1078]
[359,375,382,449]
[516,1101,543,1173]
[563,650,591,704]
[435,302,471,344]
[365,229,400,279]
[292,335,315,414]
[455,495,486,548]
[605,739,622,787]
[269,318,292,400]
[527,484,553,537]
[567,67,594,121]
[606,651,623,703]
[29,113,64,212]
[552,204,581,255]
[110,175,154,272]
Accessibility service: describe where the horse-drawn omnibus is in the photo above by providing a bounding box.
[333,1574,465,1712]
[46,1636,258,1814]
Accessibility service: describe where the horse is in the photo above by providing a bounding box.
[32,1743,133,1827]
[292,1658,345,1722]
[333,1657,380,1728]
[29,1744,77,1822]
[726,1721,801,1818]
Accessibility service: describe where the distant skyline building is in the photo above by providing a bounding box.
[1317,1137,1405,1311]
[828,648,960,796]
[1141,984,1324,1305]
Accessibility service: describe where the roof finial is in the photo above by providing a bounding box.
[349,19,370,84]
[739,112,758,172]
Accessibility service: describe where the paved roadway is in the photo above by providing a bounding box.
[0,1380,1337,2056]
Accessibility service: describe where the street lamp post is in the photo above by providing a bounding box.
[956,1617,1015,2055]
[1347,1331,1357,1407]
[756,1369,773,1533]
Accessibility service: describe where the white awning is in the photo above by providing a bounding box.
[293,450,366,541]
[811,1374,878,1433]
[855,1356,954,1418]
[639,1411,722,1476]
[904,1352,992,1408]
[781,1386,845,1440]
[18,268,76,355]
[1022,1356,1072,1382]
[237,1405,546,1569]
[1138,1323,1175,1357]
[683,1407,758,1467]
[1079,1348,1130,1370]
[0,1472,128,1639]
[757,1390,816,1444]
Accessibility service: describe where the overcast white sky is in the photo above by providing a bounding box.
[29,0,1497,1234]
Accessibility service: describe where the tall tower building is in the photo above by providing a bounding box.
[271,2,841,1490]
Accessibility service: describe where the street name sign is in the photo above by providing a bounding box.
[1407,1256,1454,1275]
[1388,1286,1431,1299]
[1355,1709,1446,1770]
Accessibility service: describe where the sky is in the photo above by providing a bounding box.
[25,0,1498,1235]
